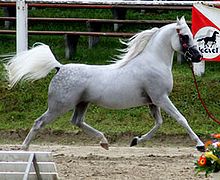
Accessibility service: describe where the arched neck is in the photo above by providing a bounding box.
[145,24,176,68]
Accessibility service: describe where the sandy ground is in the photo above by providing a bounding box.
[0,143,214,180]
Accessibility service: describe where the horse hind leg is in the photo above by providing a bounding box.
[71,102,109,150]
[21,110,59,150]
[130,104,163,146]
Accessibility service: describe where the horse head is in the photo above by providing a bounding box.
[174,17,203,63]
[214,31,219,34]
[213,31,219,38]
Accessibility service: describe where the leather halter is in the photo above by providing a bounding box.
[176,29,197,62]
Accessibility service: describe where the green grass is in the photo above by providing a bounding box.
[0,7,220,144]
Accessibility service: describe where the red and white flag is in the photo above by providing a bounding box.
[192,3,220,61]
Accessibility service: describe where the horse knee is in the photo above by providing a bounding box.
[157,119,163,126]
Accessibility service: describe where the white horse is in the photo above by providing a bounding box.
[4,17,205,151]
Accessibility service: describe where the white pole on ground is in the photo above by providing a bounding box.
[16,0,28,53]
[193,61,205,76]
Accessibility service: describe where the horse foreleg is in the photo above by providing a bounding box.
[130,104,163,146]
[21,110,58,150]
[158,96,205,152]
[71,102,109,150]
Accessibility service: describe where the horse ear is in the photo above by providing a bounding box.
[180,16,185,23]
[176,17,181,31]
[176,17,181,25]
[177,16,186,25]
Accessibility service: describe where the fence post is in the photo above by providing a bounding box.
[16,0,28,53]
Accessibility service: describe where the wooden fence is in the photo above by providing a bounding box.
[1,0,220,75]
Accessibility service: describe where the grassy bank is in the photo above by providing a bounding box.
[0,7,220,144]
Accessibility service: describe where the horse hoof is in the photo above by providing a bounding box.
[130,137,138,147]
[100,143,109,150]
[196,146,205,152]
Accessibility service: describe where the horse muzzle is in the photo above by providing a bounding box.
[184,45,203,63]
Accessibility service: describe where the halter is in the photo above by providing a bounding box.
[176,29,196,62]
[177,30,220,125]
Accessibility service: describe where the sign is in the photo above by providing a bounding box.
[192,3,220,61]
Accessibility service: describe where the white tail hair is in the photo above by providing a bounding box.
[4,43,62,88]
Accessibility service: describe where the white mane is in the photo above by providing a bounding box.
[114,27,159,67]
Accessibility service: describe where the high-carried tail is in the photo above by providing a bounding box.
[4,43,62,88]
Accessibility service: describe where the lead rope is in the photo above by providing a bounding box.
[188,62,220,125]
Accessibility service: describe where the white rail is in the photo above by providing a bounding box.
[28,0,220,6]
[0,151,58,179]
[0,0,220,5]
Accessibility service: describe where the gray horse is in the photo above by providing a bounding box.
[4,17,204,151]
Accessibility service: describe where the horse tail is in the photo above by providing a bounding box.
[4,43,62,88]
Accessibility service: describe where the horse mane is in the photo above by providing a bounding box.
[113,27,159,67]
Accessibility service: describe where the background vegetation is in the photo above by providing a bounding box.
[0,7,220,145]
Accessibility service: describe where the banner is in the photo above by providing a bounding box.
[192,3,220,61]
